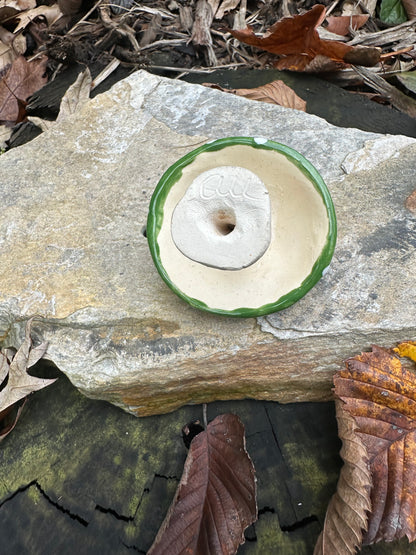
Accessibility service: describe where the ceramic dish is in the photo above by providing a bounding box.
[147,137,337,317]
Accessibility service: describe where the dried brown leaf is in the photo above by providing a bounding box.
[14,4,63,33]
[0,54,47,124]
[326,14,369,36]
[203,80,306,111]
[0,0,35,11]
[58,0,82,16]
[404,190,416,213]
[216,0,241,19]
[0,318,56,414]
[0,398,26,441]
[402,0,416,19]
[332,345,416,545]
[148,413,257,554]
[0,319,56,442]
[234,80,306,111]
[0,25,26,73]
[57,67,91,122]
[314,401,372,554]
[229,5,381,71]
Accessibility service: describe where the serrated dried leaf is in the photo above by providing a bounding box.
[314,401,372,555]
[148,413,257,554]
[0,55,47,124]
[0,318,56,414]
[57,68,91,122]
[229,5,381,71]
[332,345,416,545]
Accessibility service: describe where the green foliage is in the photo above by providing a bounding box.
[379,0,408,25]
[397,72,416,95]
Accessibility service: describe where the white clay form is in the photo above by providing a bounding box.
[171,166,271,270]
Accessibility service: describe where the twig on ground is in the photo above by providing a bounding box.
[353,65,416,117]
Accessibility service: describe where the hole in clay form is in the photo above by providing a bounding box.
[212,209,236,235]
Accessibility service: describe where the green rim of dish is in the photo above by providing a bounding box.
[147,136,337,318]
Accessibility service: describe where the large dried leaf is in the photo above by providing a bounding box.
[234,80,306,111]
[148,413,257,554]
[204,80,306,111]
[0,55,47,124]
[0,319,56,415]
[330,345,416,546]
[229,5,381,71]
[314,401,372,554]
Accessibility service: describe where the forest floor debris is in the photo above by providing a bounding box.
[0,0,415,149]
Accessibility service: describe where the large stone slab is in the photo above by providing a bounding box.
[0,70,415,416]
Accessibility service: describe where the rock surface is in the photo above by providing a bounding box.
[0,70,415,416]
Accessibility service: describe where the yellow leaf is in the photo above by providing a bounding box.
[394,341,416,362]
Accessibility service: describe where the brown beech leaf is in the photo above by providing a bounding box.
[325,14,369,36]
[229,5,381,71]
[234,80,306,110]
[148,413,257,554]
[203,80,306,111]
[0,55,47,125]
[0,318,56,441]
[319,345,416,551]
[314,401,372,554]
